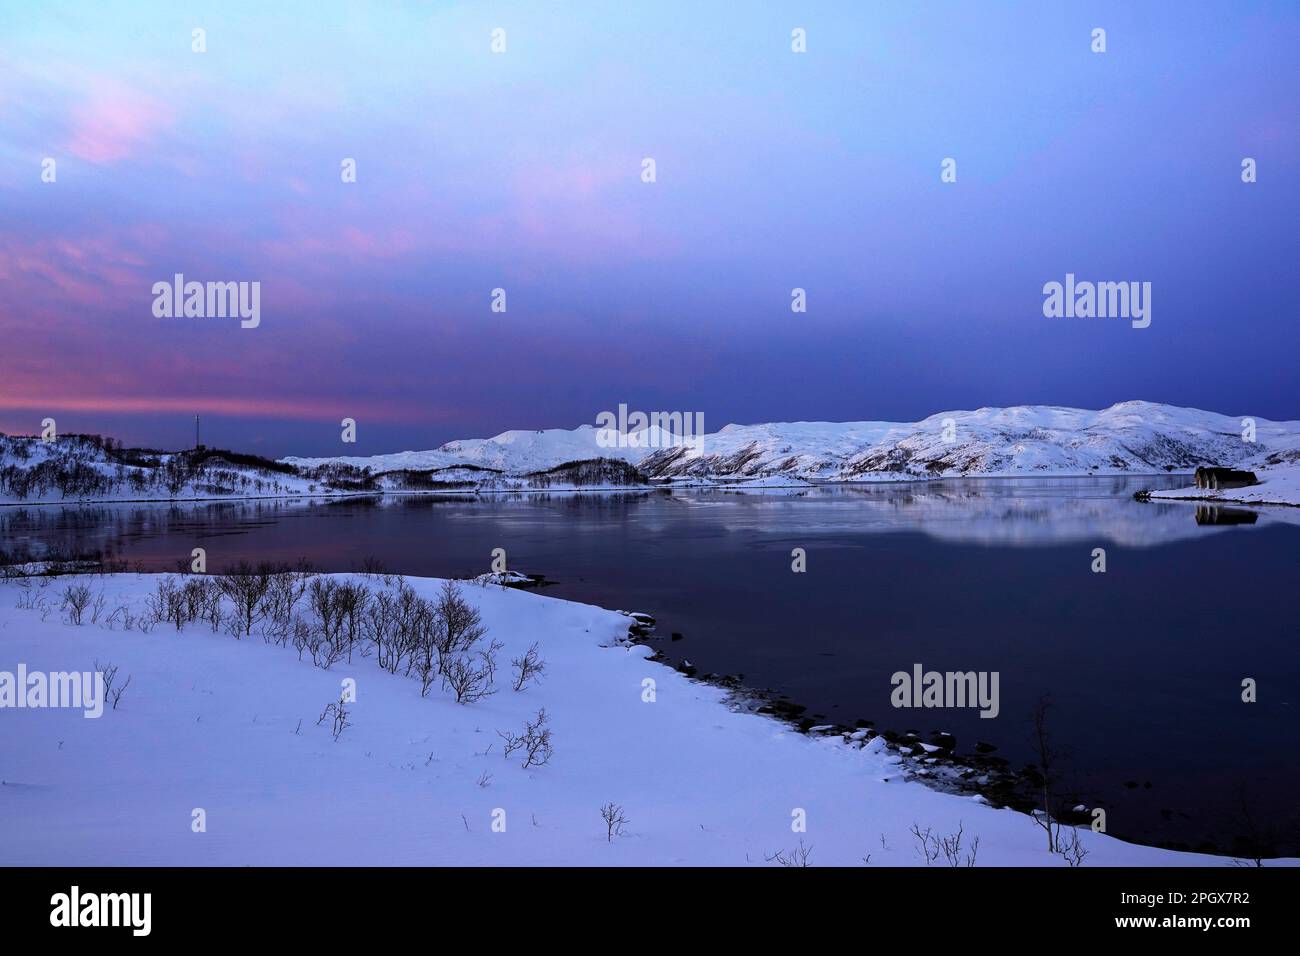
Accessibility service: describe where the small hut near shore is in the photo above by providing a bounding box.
[1193,466,1258,490]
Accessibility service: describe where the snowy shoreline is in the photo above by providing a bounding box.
[1146,463,1300,509]
[1,570,1289,866]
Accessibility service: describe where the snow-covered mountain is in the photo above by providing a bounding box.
[282,424,659,474]
[286,401,1300,484]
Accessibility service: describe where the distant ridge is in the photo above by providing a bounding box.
[283,401,1300,483]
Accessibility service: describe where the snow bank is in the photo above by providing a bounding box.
[0,572,1272,867]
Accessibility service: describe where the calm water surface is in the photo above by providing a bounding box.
[4,476,1297,855]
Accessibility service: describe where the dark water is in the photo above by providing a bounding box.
[4,476,1298,856]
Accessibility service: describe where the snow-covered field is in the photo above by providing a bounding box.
[0,571,1281,867]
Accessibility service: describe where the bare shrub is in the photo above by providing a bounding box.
[1060,828,1088,867]
[94,659,131,710]
[520,708,553,768]
[479,638,504,684]
[305,578,348,666]
[358,556,387,579]
[765,839,814,867]
[510,642,545,691]
[89,591,107,624]
[442,651,495,704]
[910,823,941,865]
[291,617,311,661]
[433,581,486,673]
[60,584,92,624]
[143,578,175,627]
[264,568,311,643]
[497,727,524,759]
[104,604,133,631]
[500,708,553,768]
[304,618,347,670]
[334,581,371,660]
[317,698,350,741]
[216,561,277,638]
[110,674,132,709]
[938,821,980,867]
[362,589,402,671]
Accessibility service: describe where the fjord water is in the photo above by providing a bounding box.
[5,476,1297,856]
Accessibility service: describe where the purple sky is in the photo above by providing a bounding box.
[2,1,1297,456]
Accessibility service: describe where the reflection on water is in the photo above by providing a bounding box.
[3,476,1297,856]
[1195,505,1260,526]
[4,475,1292,559]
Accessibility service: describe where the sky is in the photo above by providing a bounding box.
[1,0,1296,457]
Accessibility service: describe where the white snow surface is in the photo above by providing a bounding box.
[0,572,1281,867]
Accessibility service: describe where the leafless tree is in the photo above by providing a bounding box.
[363,589,402,672]
[433,581,486,674]
[1029,695,1064,853]
[264,567,311,642]
[600,802,629,842]
[1228,788,1271,867]
[309,577,344,644]
[216,561,276,637]
[334,581,371,660]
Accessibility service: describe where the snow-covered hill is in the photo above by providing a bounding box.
[282,424,665,475]
[641,401,1300,482]
[286,401,1300,487]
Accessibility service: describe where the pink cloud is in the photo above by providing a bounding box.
[66,83,175,164]
[0,231,149,311]
[0,392,431,423]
